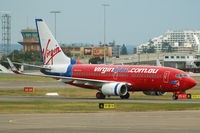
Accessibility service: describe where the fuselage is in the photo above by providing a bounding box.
[42,64,197,93]
[35,19,197,95]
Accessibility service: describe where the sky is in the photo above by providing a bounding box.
[1,0,200,47]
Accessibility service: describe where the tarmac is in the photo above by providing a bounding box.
[0,110,200,133]
[0,73,200,133]
[0,96,200,103]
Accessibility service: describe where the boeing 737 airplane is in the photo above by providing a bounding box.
[7,19,197,100]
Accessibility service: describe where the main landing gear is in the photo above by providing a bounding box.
[120,92,130,99]
[96,92,130,99]
[96,92,105,99]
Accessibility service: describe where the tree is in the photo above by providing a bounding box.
[120,44,128,55]
[148,39,154,46]
[141,45,148,53]
[147,45,155,53]
[89,57,103,64]
[167,45,173,52]
[0,50,42,69]
[99,41,103,47]
[162,42,173,52]
[147,39,155,53]
[63,50,72,57]
[109,40,115,47]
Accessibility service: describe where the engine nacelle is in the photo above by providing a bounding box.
[101,82,128,96]
[143,91,167,96]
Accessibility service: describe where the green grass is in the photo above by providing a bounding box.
[0,87,200,99]
[0,76,200,113]
[0,101,200,114]
[194,77,200,83]
[0,75,55,82]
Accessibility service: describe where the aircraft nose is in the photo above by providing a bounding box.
[187,78,197,89]
[191,79,197,88]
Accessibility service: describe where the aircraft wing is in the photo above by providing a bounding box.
[7,58,131,87]
[6,58,51,70]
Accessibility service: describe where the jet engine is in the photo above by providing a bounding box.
[143,91,167,96]
[101,82,128,96]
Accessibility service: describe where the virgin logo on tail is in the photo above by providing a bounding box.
[42,39,61,65]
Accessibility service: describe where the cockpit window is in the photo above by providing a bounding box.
[176,73,189,78]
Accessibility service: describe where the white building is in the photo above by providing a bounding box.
[137,30,200,54]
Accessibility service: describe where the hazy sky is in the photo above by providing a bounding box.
[1,0,200,47]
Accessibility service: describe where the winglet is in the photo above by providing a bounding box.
[7,58,21,74]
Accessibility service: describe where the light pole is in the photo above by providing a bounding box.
[102,4,109,64]
[50,11,61,39]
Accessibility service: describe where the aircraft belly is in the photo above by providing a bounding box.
[67,81,99,90]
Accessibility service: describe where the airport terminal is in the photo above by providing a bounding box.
[1,1,200,133]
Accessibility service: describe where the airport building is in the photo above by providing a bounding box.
[18,29,40,52]
[104,52,200,70]
[63,46,120,60]
[18,28,120,60]
[136,30,200,54]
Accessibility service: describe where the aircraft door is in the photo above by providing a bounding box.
[113,72,118,80]
[163,71,170,83]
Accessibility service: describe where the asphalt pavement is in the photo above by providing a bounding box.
[0,111,200,133]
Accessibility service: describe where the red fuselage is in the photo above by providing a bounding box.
[70,64,197,92]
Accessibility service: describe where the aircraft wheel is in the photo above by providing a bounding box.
[172,95,178,100]
[96,92,105,99]
[120,92,130,99]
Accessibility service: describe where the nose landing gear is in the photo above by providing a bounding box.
[172,91,191,100]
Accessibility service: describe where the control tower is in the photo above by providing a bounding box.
[18,29,40,52]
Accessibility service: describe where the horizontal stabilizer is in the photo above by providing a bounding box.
[7,58,21,74]
[4,60,51,71]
